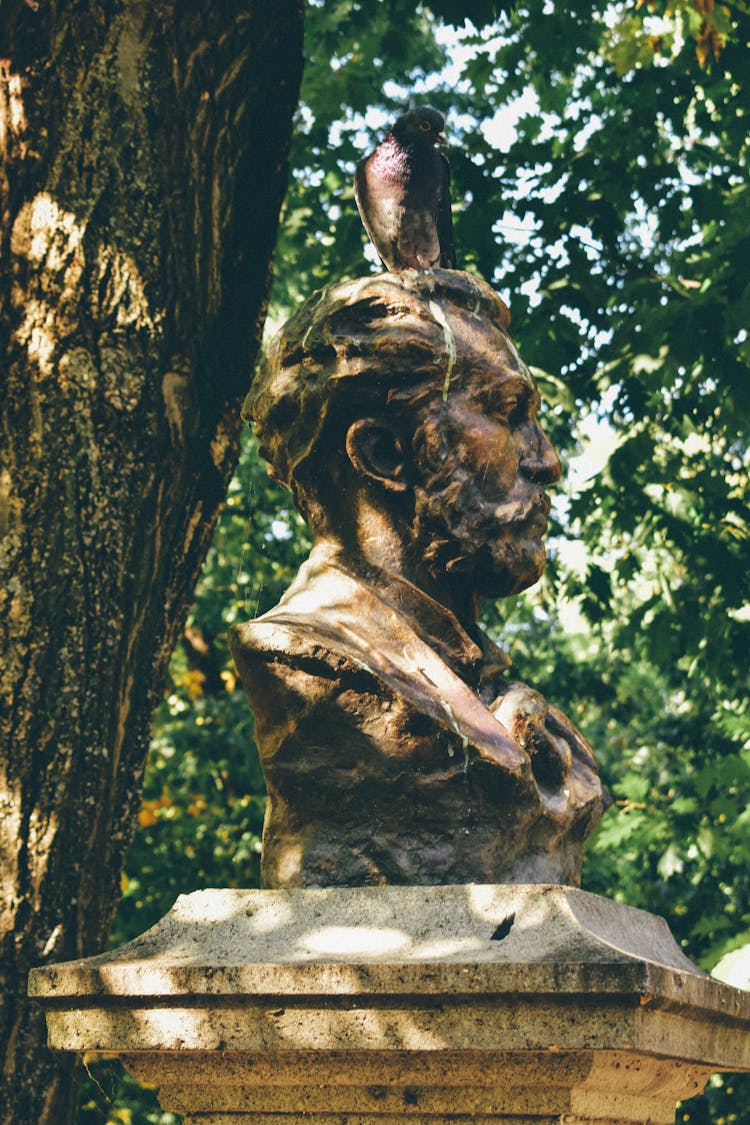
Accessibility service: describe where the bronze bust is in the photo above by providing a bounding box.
[231,269,609,889]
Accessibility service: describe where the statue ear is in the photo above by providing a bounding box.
[345,418,408,492]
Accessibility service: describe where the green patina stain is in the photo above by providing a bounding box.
[429,300,456,402]
[502,331,534,388]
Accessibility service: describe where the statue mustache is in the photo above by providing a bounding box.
[484,492,551,527]
[417,479,551,540]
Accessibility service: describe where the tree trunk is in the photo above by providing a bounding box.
[0,3,304,1122]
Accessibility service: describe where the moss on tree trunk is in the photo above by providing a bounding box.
[0,3,304,1121]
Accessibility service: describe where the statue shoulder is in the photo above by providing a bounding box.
[230,616,358,686]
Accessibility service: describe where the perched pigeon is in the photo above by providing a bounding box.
[354,106,456,271]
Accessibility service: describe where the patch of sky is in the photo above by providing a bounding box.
[270,519,294,542]
[481,89,544,154]
[572,114,600,153]
[295,103,315,133]
[492,209,539,246]
[299,167,326,189]
[567,386,620,488]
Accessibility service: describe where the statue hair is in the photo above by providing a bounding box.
[246,269,511,527]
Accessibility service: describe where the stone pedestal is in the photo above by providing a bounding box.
[29,884,750,1123]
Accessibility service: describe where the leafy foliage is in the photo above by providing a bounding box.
[85,1,750,1121]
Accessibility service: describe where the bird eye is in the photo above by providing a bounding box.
[419,120,431,131]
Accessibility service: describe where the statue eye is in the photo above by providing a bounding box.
[480,388,528,422]
[419,120,432,131]
[502,395,524,419]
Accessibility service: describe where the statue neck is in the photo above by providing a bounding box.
[315,504,481,636]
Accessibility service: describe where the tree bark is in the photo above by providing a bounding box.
[0,3,304,1122]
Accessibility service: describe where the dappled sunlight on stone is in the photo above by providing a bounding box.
[298,925,412,957]
[409,935,486,959]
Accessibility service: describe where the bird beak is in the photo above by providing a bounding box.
[437,131,448,147]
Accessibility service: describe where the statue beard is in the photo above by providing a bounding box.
[410,461,549,600]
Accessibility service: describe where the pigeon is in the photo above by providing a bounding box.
[354,106,456,271]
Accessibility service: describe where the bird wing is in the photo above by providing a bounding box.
[354,158,391,270]
[437,151,456,269]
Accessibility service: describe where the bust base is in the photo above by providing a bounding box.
[29,884,750,1123]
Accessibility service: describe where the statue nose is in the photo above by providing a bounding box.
[521,426,561,485]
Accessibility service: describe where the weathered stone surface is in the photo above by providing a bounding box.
[231,269,609,889]
[29,885,750,1123]
[123,1051,715,1123]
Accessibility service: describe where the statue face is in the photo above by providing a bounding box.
[410,324,561,598]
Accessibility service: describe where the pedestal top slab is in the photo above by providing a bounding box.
[29,885,750,1091]
[29,884,748,1021]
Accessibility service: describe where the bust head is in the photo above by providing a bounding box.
[236,271,608,889]
[247,269,560,614]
